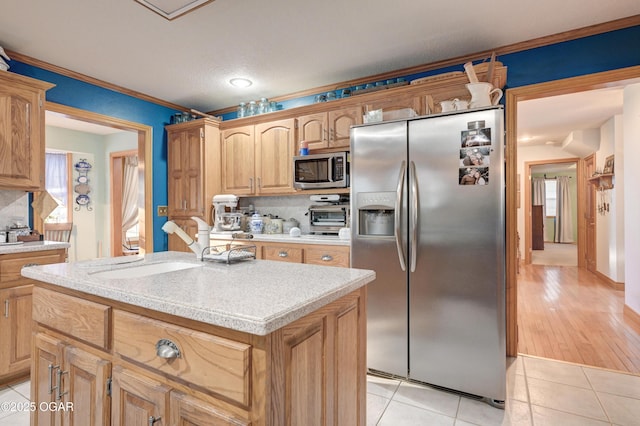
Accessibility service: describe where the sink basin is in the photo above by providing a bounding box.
[89,261,203,279]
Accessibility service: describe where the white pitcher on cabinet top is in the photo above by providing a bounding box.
[466,82,503,108]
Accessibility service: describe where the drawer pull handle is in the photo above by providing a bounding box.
[48,364,59,395]
[56,369,68,401]
[156,339,181,359]
[149,416,162,426]
[321,255,333,262]
[23,263,39,268]
[278,251,288,258]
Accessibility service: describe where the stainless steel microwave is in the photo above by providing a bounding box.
[293,152,349,189]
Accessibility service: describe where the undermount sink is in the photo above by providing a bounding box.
[89,261,203,279]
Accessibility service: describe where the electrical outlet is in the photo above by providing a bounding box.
[157,205,168,216]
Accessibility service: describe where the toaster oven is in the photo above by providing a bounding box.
[308,204,350,234]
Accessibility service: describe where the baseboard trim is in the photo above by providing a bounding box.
[624,305,640,328]
[593,270,625,291]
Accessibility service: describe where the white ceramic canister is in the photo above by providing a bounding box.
[250,213,264,234]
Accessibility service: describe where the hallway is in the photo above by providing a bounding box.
[517,263,640,374]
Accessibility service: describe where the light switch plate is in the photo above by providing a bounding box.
[157,205,168,216]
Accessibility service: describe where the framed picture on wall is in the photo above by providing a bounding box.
[603,155,615,175]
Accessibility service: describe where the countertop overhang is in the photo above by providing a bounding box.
[0,240,70,255]
[21,251,374,336]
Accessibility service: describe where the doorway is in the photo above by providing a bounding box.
[505,65,640,360]
[40,103,153,255]
[524,159,580,267]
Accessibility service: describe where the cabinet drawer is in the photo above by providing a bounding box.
[32,287,111,349]
[0,252,65,287]
[304,246,350,267]
[263,246,303,263]
[113,310,252,407]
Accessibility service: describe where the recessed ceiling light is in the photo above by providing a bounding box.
[229,78,253,88]
[134,0,214,20]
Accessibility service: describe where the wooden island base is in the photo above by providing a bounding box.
[31,284,366,426]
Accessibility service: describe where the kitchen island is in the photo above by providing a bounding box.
[22,251,374,425]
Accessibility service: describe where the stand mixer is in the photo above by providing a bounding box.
[212,194,242,232]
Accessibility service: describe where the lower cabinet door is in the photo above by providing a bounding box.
[62,346,111,426]
[0,285,32,381]
[32,333,65,426]
[32,333,111,426]
[111,366,170,426]
[170,391,249,426]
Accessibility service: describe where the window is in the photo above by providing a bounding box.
[45,152,71,223]
[544,179,556,217]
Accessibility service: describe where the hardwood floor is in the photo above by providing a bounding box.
[517,263,640,374]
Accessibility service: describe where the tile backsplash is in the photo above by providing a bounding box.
[0,190,29,229]
[239,195,349,234]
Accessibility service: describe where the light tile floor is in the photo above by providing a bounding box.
[1,354,639,425]
[367,355,640,426]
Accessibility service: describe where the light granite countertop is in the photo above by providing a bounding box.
[0,240,70,255]
[21,251,374,336]
[210,232,350,246]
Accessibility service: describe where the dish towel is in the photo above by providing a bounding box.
[31,191,60,220]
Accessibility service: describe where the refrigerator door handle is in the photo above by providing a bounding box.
[410,161,419,272]
[395,160,407,271]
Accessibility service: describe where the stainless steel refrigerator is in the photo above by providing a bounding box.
[350,106,505,405]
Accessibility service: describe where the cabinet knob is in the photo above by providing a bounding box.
[278,251,288,258]
[321,255,333,262]
[156,339,181,359]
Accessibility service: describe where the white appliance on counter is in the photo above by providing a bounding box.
[212,194,241,232]
[350,107,506,406]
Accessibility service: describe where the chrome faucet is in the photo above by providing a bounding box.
[162,216,210,260]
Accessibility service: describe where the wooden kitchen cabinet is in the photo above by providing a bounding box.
[0,72,54,191]
[32,332,111,426]
[363,91,424,116]
[261,241,350,267]
[32,283,366,425]
[167,118,221,252]
[111,366,170,426]
[221,118,296,196]
[0,248,66,386]
[297,106,362,151]
[0,285,32,383]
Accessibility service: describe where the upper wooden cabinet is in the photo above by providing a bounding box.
[363,92,424,116]
[166,118,221,251]
[221,118,296,195]
[297,106,362,151]
[0,72,54,191]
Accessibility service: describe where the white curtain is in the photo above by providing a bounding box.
[45,152,68,222]
[532,177,546,211]
[555,176,574,243]
[121,156,139,236]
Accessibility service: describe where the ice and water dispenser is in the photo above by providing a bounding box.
[355,192,396,237]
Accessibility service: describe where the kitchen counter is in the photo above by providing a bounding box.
[211,232,350,246]
[22,250,373,335]
[0,240,70,254]
[27,251,372,424]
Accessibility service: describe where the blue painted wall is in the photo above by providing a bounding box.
[9,61,179,252]
[9,25,640,250]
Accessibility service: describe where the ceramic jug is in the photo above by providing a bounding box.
[466,82,503,108]
[439,100,456,112]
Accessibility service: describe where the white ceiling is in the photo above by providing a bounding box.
[3,1,639,142]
